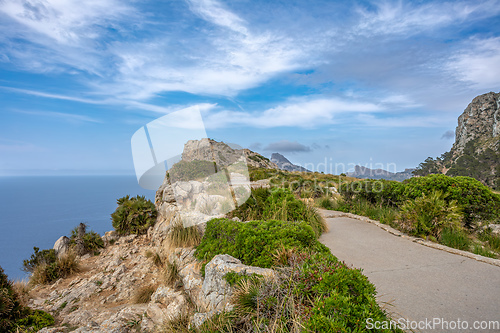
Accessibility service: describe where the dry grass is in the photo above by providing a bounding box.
[30,251,79,285]
[163,259,181,287]
[167,219,202,249]
[12,280,30,307]
[133,285,156,304]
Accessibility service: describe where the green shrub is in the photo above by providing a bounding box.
[0,266,28,331]
[70,223,104,255]
[23,247,57,273]
[262,188,327,236]
[402,174,500,226]
[195,218,329,271]
[15,309,55,331]
[439,228,471,251]
[0,266,53,332]
[111,195,157,235]
[228,187,271,221]
[299,253,403,332]
[317,196,335,210]
[398,191,462,238]
[339,179,404,207]
[30,251,79,285]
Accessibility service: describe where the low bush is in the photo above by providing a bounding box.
[196,252,403,333]
[22,247,57,273]
[1,266,54,332]
[402,175,500,226]
[398,191,462,238]
[111,195,157,235]
[70,223,104,255]
[30,251,79,285]
[15,309,55,331]
[195,218,329,271]
[299,253,403,332]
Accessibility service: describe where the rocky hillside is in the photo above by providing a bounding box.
[270,153,310,172]
[347,165,414,181]
[182,138,278,170]
[414,92,500,188]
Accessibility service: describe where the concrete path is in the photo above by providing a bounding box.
[318,209,500,332]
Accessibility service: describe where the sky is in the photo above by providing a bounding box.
[1,0,500,176]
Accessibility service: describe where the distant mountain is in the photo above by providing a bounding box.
[347,166,415,181]
[414,92,500,188]
[270,153,310,172]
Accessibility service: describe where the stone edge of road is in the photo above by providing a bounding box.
[318,209,500,268]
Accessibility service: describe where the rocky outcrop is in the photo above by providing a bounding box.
[453,92,500,156]
[182,138,278,170]
[271,153,310,172]
[414,92,500,187]
[53,236,70,258]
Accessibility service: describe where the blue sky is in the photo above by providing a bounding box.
[1,0,500,175]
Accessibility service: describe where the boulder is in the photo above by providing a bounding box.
[201,254,274,312]
[101,230,118,246]
[53,236,70,257]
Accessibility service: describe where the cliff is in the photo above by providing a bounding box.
[452,92,500,157]
[414,92,500,188]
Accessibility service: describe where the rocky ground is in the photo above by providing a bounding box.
[27,227,272,332]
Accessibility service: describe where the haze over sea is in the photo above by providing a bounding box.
[0,176,155,280]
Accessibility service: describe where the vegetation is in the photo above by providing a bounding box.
[168,160,218,182]
[133,285,156,304]
[398,191,462,238]
[324,174,500,258]
[191,252,403,333]
[413,139,500,189]
[30,251,79,285]
[195,218,328,271]
[229,187,327,236]
[167,219,202,249]
[70,223,104,255]
[111,195,157,235]
[1,265,54,332]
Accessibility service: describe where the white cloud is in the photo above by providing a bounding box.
[0,0,133,44]
[14,109,102,123]
[204,96,381,128]
[355,0,500,37]
[448,37,500,89]
[186,0,248,35]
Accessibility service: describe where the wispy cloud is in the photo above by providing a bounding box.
[204,96,382,129]
[448,37,500,89]
[14,109,102,123]
[355,0,500,37]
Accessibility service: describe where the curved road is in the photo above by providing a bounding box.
[318,209,500,333]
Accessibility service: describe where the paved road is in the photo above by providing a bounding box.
[318,210,500,332]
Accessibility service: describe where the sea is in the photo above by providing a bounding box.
[0,176,156,280]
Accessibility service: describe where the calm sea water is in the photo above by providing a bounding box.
[0,176,156,280]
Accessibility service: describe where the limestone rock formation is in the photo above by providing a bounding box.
[271,152,310,172]
[53,236,70,258]
[414,92,500,187]
[453,92,500,156]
